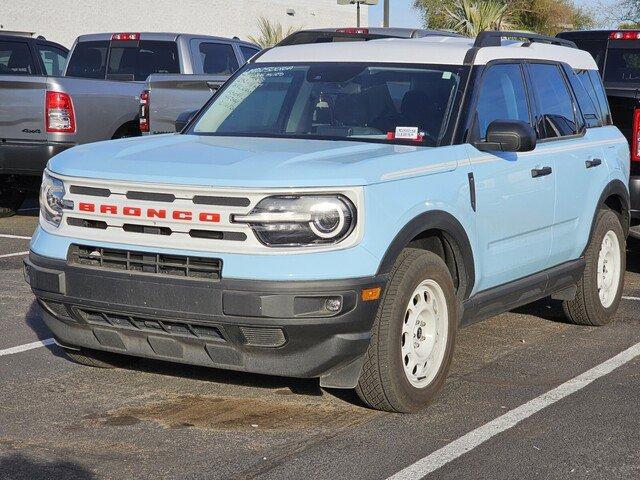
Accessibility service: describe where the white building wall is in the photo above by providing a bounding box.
[0,0,369,48]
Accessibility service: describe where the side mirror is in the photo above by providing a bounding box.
[474,120,537,153]
[175,109,198,133]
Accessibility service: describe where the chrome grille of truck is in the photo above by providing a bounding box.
[69,245,222,280]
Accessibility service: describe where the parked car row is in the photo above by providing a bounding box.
[0,31,259,215]
[23,29,630,413]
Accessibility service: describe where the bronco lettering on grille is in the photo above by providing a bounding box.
[77,202,221,223]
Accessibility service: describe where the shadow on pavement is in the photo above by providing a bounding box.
[0,453,95,480]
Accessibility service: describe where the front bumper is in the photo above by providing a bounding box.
[24,251,386,389]
[0,141,75,176]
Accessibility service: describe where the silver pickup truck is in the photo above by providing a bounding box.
[0,32,258,216]
[141,37,260,135]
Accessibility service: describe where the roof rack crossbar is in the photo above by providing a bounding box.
[474,31,577,49]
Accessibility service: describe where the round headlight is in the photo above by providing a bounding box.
[40,172,73,228]
[234,195,356,247]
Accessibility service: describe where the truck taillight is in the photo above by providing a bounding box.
[112,33,140,41]
[609,31,640,40]
[139,89,149,133]
[633,109,640,162]
[336,28,369,35]
[46,91,76,133]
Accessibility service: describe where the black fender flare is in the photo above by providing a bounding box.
[589,179,630,244]
[376,210,475,299]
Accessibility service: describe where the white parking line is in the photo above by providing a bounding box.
[0,339,55,357]
[387,341,640,480]
[0,251,29,259]
[623,296,640,301]
[0,234,31,240]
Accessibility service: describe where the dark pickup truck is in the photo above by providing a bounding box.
[558,30,640,231]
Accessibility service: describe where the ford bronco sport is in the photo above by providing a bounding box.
[25,31,630,413]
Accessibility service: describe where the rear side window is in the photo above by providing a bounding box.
[240,46,260,62]
[0,40,36,75]
[108,41,179,81]
[474,63,531,139]
[528,63,579,139]
[588,70,613,125]
[37,45,67,76]
[66,41,108,79]
[568,69,601,128]
[199,43,239,75]
[604,49,640,83]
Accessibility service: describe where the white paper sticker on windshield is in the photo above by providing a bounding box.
[395,126,420,140]
[442,71,452,80]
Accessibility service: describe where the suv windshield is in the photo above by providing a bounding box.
[191,63,467,146]
[604,48,640,83]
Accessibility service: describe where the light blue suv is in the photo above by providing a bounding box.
[25,31,630,413]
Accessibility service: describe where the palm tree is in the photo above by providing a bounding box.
[444,0,510,36]
[248,17,298,48]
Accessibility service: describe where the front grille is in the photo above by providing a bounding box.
[76,307,225,341]
[68,245,222,280]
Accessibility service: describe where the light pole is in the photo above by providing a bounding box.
[384,0,389,27]
[337,0,379,28]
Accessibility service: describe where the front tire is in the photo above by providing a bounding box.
[356,248,458,413]
[563,209,625,326]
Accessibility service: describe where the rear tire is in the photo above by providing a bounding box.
[356,248,458,413]
[563,209,625,326]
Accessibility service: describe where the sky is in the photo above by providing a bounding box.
[367,0,617,29]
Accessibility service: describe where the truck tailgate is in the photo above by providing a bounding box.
[0,76,48,144]
[146,74,229,135]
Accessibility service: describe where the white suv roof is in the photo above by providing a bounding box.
[257,33,598,71]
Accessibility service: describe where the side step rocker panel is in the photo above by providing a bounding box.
[460,259,586,326]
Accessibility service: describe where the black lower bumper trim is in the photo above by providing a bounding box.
[26,252,385,387]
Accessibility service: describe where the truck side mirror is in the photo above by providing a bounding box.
[474,120,537,153]
[175,110,198,133]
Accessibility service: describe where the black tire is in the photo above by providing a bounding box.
[563,209,626,326]
[0,189,26,218]
[356,248,458,413]
[64,347,130,369]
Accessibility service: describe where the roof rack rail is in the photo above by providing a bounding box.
[474,31,577,49]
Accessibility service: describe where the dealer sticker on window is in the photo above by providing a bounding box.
[395,126,421,140]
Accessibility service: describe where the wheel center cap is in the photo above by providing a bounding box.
[416,327,423,339]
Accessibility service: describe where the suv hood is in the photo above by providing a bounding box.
[48,134,454,188]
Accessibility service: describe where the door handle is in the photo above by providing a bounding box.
[531,166,552,178]
[586,158,602,169]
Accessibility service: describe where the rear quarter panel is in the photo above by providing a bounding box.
[49,77,143,144]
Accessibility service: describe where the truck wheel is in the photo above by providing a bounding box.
[563,209,625,326]
[0,189,26,218]
[64,347,130,369]
[356,248,458,413]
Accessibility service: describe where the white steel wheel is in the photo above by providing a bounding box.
[563,209,625,326]
[401,280,449,388]
[597,230,621,309]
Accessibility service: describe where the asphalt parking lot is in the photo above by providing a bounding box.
[1,199,639,480]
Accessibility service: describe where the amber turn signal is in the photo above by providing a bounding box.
[362,287,382,302]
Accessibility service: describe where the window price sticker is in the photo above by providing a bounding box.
[395,126,421,140]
